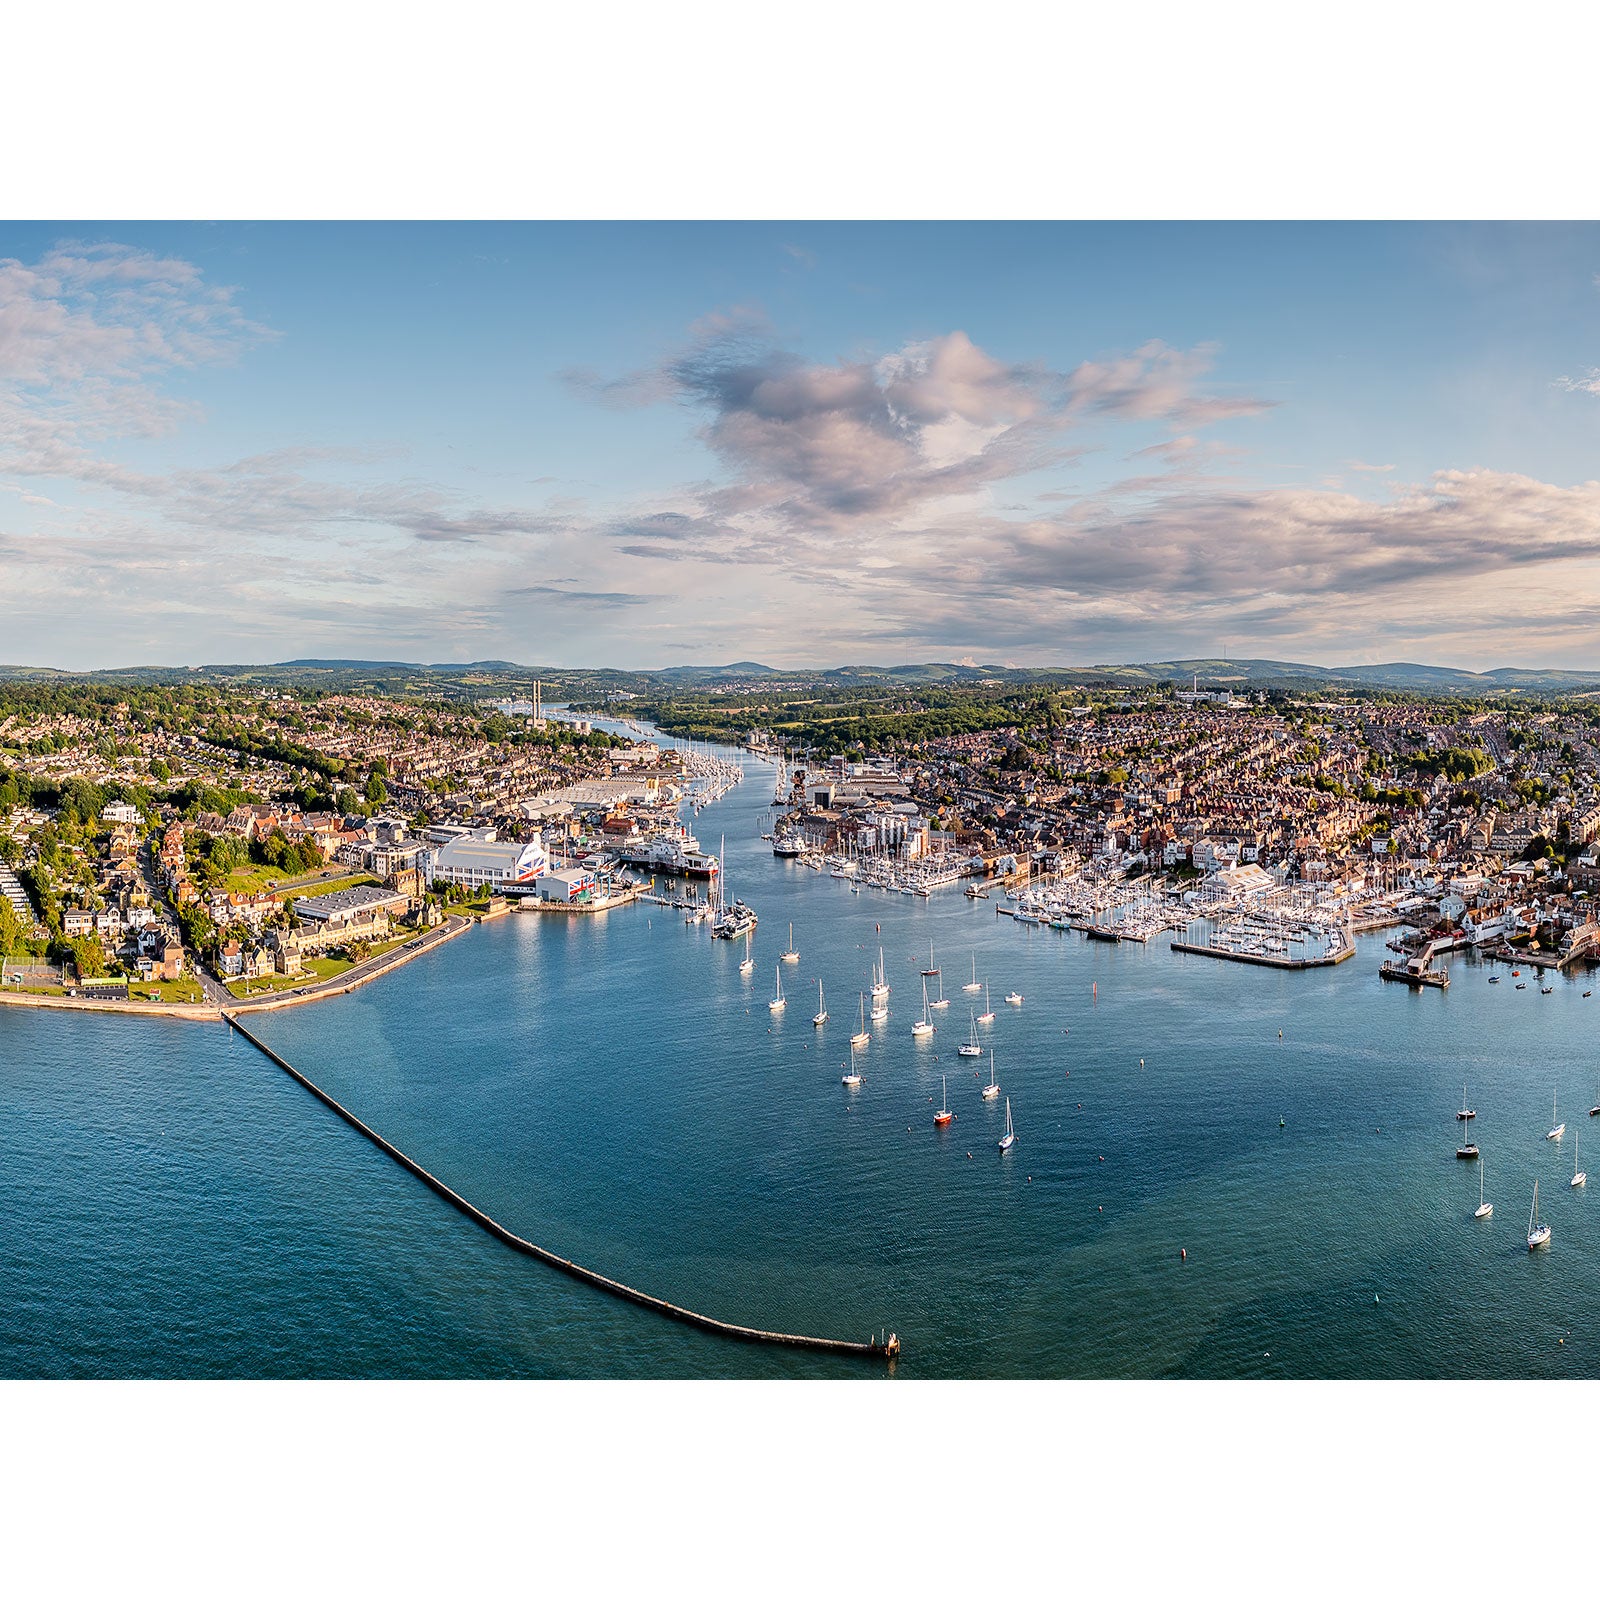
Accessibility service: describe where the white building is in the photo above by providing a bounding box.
[431,836,546,890]
[536,866,597,901]
[101,802,142,825]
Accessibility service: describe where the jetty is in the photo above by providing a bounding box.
[226,1017,898,1364]
[1379,935,1451,989]
[1171,938,1355,970]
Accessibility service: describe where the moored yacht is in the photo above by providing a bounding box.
[981,1050,1000,1100]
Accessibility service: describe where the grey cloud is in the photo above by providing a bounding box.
[510,584,657,608]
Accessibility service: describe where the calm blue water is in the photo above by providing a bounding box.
[5,730,1599,1377]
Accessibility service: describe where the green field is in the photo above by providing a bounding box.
[132,977,206,1004]
[218,866,378,899]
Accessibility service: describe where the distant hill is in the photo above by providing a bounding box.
[6,655,1600,696]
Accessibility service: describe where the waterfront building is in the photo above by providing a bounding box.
[536,866,597,901]
[430,836,547,890]
[293,883,412,933]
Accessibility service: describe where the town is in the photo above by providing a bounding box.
[7,666,1600,1005]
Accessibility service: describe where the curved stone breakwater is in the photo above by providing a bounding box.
[226,1017,898,1365]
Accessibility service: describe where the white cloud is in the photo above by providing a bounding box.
[1556,368,1600,396]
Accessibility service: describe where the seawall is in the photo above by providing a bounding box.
[226,1016,898,1364]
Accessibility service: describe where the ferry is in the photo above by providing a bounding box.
[619,834,720,880]
[772,835,806,858]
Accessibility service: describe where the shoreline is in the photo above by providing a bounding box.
[0,914,473,1024]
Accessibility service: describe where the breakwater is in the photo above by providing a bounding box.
[225,1016,898,1364]
[1169,938,1355,970]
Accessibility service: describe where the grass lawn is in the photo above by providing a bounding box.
[305,954,356,981]
[226,971,307,997]
[212,867,379,901]
[133,977,207,1004]
[218,864,289,894]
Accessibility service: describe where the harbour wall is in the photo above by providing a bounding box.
[226,1016,898,1365]
[1169,939,1356,970]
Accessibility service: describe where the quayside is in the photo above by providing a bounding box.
[225,1016,898,1364]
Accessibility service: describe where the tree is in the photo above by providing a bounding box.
[68,937,106,979]
[364,773,388,805]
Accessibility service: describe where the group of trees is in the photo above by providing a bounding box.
[1409,746,1492,782]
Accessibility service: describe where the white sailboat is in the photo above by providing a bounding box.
[959,1011,982,1057]
[1548,1089,1565,1141]
[963,953,981,993]
[841,1042,862,1088]
[850,994,870,1048]
[977,982,995,1024]
[870,946,889,1002]
[739,928,754,975]
[1573,1126,1586,1188]
[912,978,936,1037]
[921,941,939,977]
[929,971,949,1010]
[1528,1179,1551,1249]
[769,964,786,1013]
[1474,1162,1492,1220]
[813,979,828,1026]
[782,922,800,963]
[998,1096,1016,1151]
[981,1050,1000,1100]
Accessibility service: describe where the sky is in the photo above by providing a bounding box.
[4,220,1600,672]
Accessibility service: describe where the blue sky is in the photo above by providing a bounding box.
[4,221,1600,669]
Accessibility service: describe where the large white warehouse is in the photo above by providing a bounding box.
[430,836,546,889]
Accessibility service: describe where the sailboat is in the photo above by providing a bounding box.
[870,947,890,1002]
[841,1042,862,1088]
[1457,1085,1475,1121]
[1573,1126,1586,1188]
[1474,1162,1492,1220]
[1528,1180,1551,1249]
[963,954,981,993]
[739,928,754,975]
[782,923,800,963]
[981,1050,1000,1100]
[850,994,870,1047]
[929,971,949,1010]
[912,979,935,1037]
[933,1074,953,1127]
[769,964,786,1013]
[921,942,939,977]
[959,1011,983,1057]
[1457,1119,1479,1159]
[1548,1089,1565,1141]
[977,983,995,1024]
[813,979,828,1026]
[998,1096,1016,1151]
